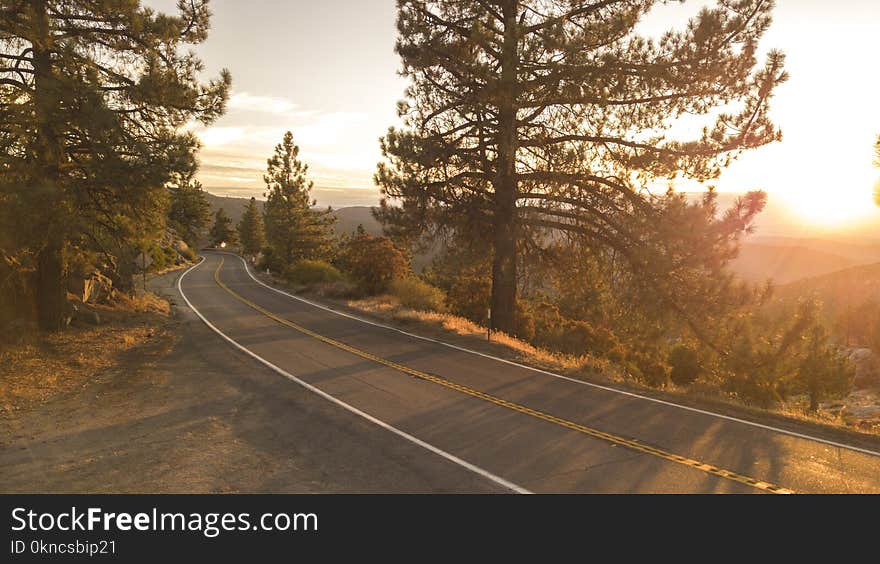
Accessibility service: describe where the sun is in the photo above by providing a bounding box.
[782,182,878,228]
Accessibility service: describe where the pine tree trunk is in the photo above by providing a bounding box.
[490,0,519,335]
[32,0,66,331]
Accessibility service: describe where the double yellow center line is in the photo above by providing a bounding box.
[213,257,795,494]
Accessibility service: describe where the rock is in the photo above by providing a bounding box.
[847,348,880,389]
[174,239,191,255]
[68,300,101,327]
[83,272,115,304]
[77,307,101,326]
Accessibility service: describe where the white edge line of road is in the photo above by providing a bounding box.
[222,252,880,460]
[176,258,532,495]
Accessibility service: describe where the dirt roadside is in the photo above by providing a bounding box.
[0,267,503,493]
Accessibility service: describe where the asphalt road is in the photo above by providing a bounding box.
[178,252,880,494]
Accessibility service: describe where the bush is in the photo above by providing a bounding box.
[147,243,176,272]
[514,303,536,341]
[258,246,285,274]
[795,325,855,411]
[284,260,344,287]
[447,274,491,322]
[668,345,702,386]
[530,302,623,358]
[629,352,670,388]
[338,233,409,295]
[390,277,447,312]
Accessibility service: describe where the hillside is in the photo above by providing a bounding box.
[730,244,855,284]
[332,206,383,236]
[205,193,252,225]
[205,193,383,237]
[775,262,880,308]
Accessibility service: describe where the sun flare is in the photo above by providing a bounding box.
[780,180,879,228]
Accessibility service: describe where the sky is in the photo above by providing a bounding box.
[145,0,880,227]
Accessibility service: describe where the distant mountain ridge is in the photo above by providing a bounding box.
[204,191,880,288]
[776,262,880,307]
[731,244,855,285]
[205,193,382,237]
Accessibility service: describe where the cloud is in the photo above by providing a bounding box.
[191,99,379,203]
[227,92,299,115]
[197,127,248,148]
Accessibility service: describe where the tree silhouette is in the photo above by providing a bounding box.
[237,197,265,257]
[0,0,230,330]
[263,132,335,267]
[377,0,787,334]
[168,171,211,248]
[209,208,236,247]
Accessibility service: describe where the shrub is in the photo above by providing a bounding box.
[629,351,670,388]
[514,303,536,341]
[316,279,361,299]
[338,233,409,295]
[284,260,344,287]
[795,325,855,411]
[531,302,623,358]
[447,274,491,322]
[258,246,285,274]
[668,345,702,386]
[147,243,176,272]
[390,277,447,312]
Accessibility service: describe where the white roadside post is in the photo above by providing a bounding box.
[487,308,492,342]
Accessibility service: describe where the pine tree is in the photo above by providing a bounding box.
[209,209,237,248]
[796,324,853,412]
[237,197,265,257]
[168,172,212,248]
[262,132,335,268]
[0,0,230,330]
[376,0,787,334]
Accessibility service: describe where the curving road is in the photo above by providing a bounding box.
[178,252,880,494]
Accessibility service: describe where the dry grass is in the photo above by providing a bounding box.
[345,294,880,437]
[0,292,171,417]
[349,294,609,376]
[111,291,171,315]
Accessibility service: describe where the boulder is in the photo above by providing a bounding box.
[83,272,115,304]
[67,299,101,327]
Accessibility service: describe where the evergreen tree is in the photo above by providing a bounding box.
[796,324,853,412]
[209,208,236,248]
[0,0,230,330]
[237,197,265,257]
[376,0,787,334]
[168,172,211,248]
[262,132,335,268]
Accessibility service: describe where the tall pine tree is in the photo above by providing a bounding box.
[263,132,335,267]
[376,0,787,334]
[209,208,236,247]
[0,0,230,330]
[168,171,211,248]
[237,197,265,257]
